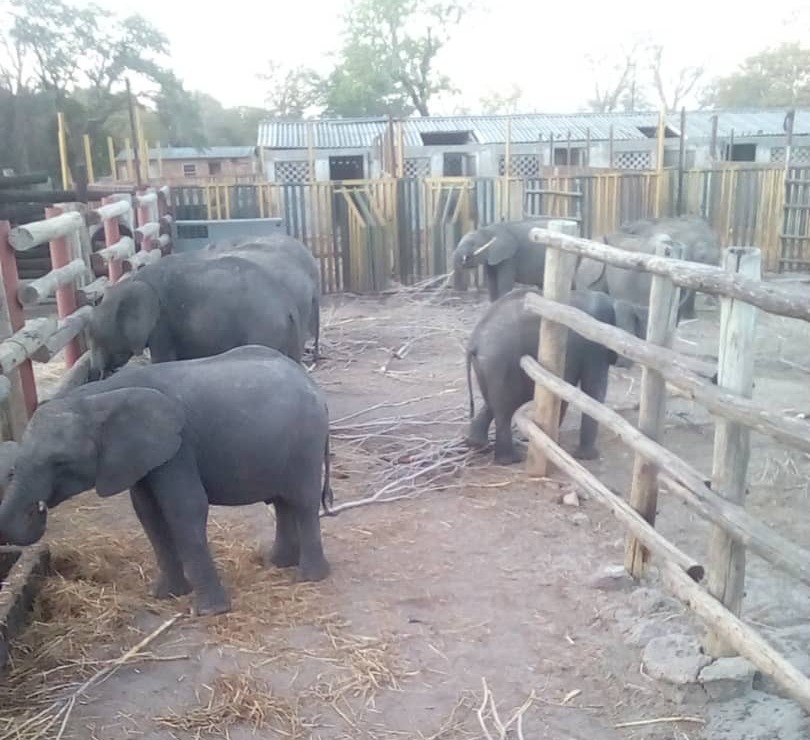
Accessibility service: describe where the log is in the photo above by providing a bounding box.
[520,355,810,589]
[0,189,80,204]
[660,560,810,714]
[124,249,162,271]
[0,317,58,374]
[136,191,157,206]
[527,219,579,476]
[135,222,160,242]
[158,234,171,249]
[77,276,109,305]
[94,198,131,221]
[514,403,705,581]
[626,240,684,577]
[706,247,761,656]
[95,236,135,263]
[18,258,88,305]
[8,211,83,252]
[523,292,810,454]
[529,228,810,323]
[0,172,50,188]
[32,306,93,362]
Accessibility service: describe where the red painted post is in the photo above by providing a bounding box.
[102,195,123,283]
[0,221,38,417]
[137,188,153,252]
[45,206,81,368]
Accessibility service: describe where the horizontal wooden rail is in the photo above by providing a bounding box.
[18,259,87,306]
[94,198,131,220]
[35,306,93,362]
[77,276,108,305]
[521,355,810,588]
[530,229,810,322]
[95,236,135,263]
[136,191,157,206]
[125,249,162,270]
[514,404,705,581]
[8,212,83,252]
[524,292,810,454]
[135,222,160,241]
[0,317,58,374]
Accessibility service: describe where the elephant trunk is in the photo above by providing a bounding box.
[0,482,47,547]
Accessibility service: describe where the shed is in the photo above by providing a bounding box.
[115,146,261,182]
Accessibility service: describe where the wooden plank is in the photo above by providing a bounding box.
[706,247,761,656]
[625,240,684,577]
[528,227,810,323]
[521,354,810,589]
[526,219,579,476]
[522,291,810,454]
[515,404,704,580]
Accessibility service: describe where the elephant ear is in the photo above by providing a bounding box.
[106,281,160,355]
[574,257,606,289]
[485,231,518,266]
[79,387,185,497]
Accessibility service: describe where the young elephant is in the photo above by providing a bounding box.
[465,287,625,464]
[0,345,333,616]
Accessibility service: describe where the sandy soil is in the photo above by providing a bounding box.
[2,285,810,739]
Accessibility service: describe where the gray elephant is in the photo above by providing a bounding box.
[616,215,720,319]
[88,250,304,379]
[465,287,634,465]
[205,235,321,360]
[0,345,333,616]
[452,218,563,301]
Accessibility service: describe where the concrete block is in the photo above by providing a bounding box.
[642,633,711,703]
[699,657,757,701]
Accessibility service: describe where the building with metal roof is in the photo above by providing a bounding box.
[256,109,810,184]
[115,146,260,182]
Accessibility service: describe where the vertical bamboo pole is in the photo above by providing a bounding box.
[307,122,316,183]
[655,109,666,216]
[609,125,615,169]
[157,141,163,178]
[57,111,71,189]
[107,136,117,181]
[526,220,579,477]
[676,107,686,216]
[83,134,95,184]
[125,137,134,182]
[505,115,512,216]
[624,238,684,577]
[705,246,761,656]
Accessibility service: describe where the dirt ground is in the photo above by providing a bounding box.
[3,283,810,739]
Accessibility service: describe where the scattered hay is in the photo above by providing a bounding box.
[154,672,306,738]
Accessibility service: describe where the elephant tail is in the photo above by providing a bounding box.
[321,433,335,516]
[466,348,476,418]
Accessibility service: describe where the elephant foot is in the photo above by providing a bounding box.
[151,573,192,599]
[464,433,489,450]
[573,446,600,461]
[297,556,331,583]
[494,445,525,466]
[262,542,300,569]
[192,588,232,617]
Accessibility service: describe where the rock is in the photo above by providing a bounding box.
[629,587,672,615]
[571,512,588,525]
[699,657,757,701]
[589,565,633,592]
[705,690,810,740]
[562,491,580,507]
[642,633,711,703]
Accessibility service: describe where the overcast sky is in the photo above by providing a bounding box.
[83,0,806,113]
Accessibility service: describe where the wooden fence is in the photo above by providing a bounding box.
[516,220,810,711]
[165,166,810,294]
[0,187,172,440]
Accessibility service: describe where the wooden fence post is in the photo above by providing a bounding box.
[526,219,579,477]
[102,196,123,283]
[706,246,761,656]
[625,237,684,577]
[45,206,81,368]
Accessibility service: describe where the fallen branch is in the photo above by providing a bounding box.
[614,715,705,729]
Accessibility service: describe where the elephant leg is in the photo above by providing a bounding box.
[262,498,300,568]
[491,260,518,301]
[311,298,320,361]
[574,357,609,460]
[148,449,230,616]
[493,411,521,465]
[559,400,569,428]
[466,405,494,449]
[485,265,500,301]
[293,498,330,582]
[130,483,191,599]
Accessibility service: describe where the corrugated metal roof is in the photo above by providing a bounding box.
[257,109,810,150]
[115,146,256,162]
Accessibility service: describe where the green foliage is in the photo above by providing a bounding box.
[259,62,323,119]
[479,85,525,115]
[702,43,810,108]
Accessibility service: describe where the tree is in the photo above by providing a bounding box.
[479,85,524,114]
[701,43,810,108]
[585,42,648,113]
[649,44,704,112]
[323,0,466,117]
[259,61,322,119]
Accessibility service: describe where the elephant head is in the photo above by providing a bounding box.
[452,227,519,272]
[0,440,19,504]
[88,280,160,379]
[0,388,184,546]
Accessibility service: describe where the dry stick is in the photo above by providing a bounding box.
[614,716,705,729]
[514,405,704,580]
[523,292,810,455]
[520,355,810,589]
[2,613,183,740]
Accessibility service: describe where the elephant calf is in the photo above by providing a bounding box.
[0,345,333,616]
[465,287,629,464]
